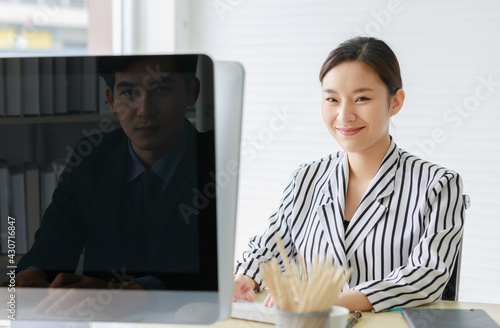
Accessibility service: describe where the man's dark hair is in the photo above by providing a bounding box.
[97,54,198,91]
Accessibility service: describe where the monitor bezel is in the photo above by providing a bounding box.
[0,56,244,325]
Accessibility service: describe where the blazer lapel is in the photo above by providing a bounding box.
[344,140,399,261]
[99,135,136,259]
[145,129,199,263]
[318,152,349,268]
[96,135,130,226]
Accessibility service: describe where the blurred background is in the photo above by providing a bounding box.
[0,0,87,54]
[2,0,499,305]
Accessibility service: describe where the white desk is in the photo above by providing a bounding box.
[90,299,500,328]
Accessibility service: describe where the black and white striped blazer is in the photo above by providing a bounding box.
[235,138,465,312]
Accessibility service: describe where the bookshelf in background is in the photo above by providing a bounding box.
[0,54,201,275]
[0,56,118,261]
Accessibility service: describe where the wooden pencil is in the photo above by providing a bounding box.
[259,234,348,314]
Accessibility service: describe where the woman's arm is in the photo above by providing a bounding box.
[334,290,373,312]
[352,172,465,312]
[261,289,374,312]
[234,166,303,294]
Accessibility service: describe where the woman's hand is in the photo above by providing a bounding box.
[263,293,275,307]
[233,274,258,302]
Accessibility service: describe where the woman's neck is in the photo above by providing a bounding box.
[347,137,391,182]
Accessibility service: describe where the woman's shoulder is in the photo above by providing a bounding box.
[291,150,345,181]
[397,148,465,208]
[397,147,462,185]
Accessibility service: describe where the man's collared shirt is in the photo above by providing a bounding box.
[125,120,191,290]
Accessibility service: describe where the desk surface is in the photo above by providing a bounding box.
[95,298,500,328]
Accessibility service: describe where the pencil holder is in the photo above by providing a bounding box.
[328,305,350,327]
[275,308,331,328]
[260,235,352,327]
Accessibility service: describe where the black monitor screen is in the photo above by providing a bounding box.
[0,55,218,317]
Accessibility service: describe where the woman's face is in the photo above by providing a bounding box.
[321,61,404,155]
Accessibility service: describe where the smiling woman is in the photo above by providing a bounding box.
[234,37,466,313]
[320,62,404,157]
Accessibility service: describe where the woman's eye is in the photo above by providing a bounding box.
[355,97,369,102]
[326,98,338,103]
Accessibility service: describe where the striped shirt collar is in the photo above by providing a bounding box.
[323,136,399,201]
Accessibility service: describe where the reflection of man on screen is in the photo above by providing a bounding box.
[14,55,217,293]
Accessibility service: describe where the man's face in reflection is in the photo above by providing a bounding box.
[105,58,199,165]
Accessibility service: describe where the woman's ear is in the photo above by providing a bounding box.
[390,89,405,117]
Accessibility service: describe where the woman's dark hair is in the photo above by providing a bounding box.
[319,36,402,95]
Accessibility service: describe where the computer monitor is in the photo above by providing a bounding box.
[0,55,244,326]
